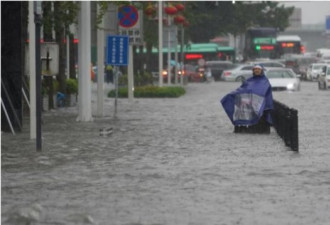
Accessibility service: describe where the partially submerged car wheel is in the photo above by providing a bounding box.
[235,76,246,83]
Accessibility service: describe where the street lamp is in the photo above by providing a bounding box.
[164,3,178,85]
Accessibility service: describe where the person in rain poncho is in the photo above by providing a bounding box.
[220,65,273,131]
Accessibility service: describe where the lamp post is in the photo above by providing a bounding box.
[173,14,185,85]
[158,2,163,87]
[164,4,178,85]
[180,24,184,85]
[146,2,186,86]
[167,15,171,85]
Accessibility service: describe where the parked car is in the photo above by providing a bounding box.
[264,67,301,91]
[318,65,330,90]
[205,61,234,81]
[306,63,328,81]
[221,64,254,82]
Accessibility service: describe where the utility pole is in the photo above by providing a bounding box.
[77,1,93,122]
[29,2,36,140]
[97,4,105,117]
[158,1,163,87]
[34,1,42,152]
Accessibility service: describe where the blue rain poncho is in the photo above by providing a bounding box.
[221,69,273,126]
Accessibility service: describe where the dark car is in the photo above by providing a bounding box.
[182,64,202,82]
[205,61,234,81]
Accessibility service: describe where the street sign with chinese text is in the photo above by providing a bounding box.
[163,25,177,47]
[106,35,129,66]
[118,5,143,45]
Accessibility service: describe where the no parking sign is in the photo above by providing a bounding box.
[118,5,139,28]
[118,5,143,45]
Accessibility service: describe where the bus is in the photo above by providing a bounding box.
[243,27,278,61]
[137,43,236,69]
[276,35,302,57]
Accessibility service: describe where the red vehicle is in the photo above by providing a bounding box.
[183,64,205,82]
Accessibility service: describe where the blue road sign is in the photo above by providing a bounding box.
[326,15,330,32]
[118,5,139,28]
[106,35,129,66]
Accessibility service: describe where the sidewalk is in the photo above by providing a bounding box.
[2,81,330,225]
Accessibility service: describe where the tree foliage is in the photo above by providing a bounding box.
[183,1,294,42]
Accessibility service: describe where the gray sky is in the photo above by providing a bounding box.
[280,1,330,24]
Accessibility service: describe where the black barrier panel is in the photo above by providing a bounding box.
[272,100,299,151]
[234,114,271,134]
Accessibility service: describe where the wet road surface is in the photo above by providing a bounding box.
[2,81,330,225]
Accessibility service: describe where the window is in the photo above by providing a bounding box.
[267,71,282,78]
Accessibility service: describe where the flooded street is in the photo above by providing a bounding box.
[2,81,330,225]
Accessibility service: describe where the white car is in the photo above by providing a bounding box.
[221,64,254,82]
[264,68,301,91]
[318,59,330,64]
[306,63,328,81]
[318,65,330,90]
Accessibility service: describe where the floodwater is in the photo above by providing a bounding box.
[1,81,330,225]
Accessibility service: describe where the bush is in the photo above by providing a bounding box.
[66,78,78,94]
[135,71,154,86]
[118,71,154,87]
[108,86,185,98]
[41,78,59,96]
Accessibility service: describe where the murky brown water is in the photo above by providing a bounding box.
[2,81,330,225]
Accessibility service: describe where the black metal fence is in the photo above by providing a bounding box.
[272,100,299,151]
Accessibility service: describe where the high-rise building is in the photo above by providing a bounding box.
[287,8,302,30]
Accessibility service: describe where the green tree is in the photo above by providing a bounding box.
[254,1,294,31]
[184,1,294,43]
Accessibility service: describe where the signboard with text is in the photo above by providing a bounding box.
[163,25,177,47]
[106,35,129,66]
[118,5,143,45]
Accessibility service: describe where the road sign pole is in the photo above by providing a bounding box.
[128,44,134,101]
[114,66,119,116]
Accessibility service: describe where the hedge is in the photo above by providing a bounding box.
[108,86,185,98]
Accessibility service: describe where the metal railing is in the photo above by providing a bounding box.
[272,100,299,152]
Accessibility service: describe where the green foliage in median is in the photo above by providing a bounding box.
[66,78,78,94]
[108,86,185,98]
